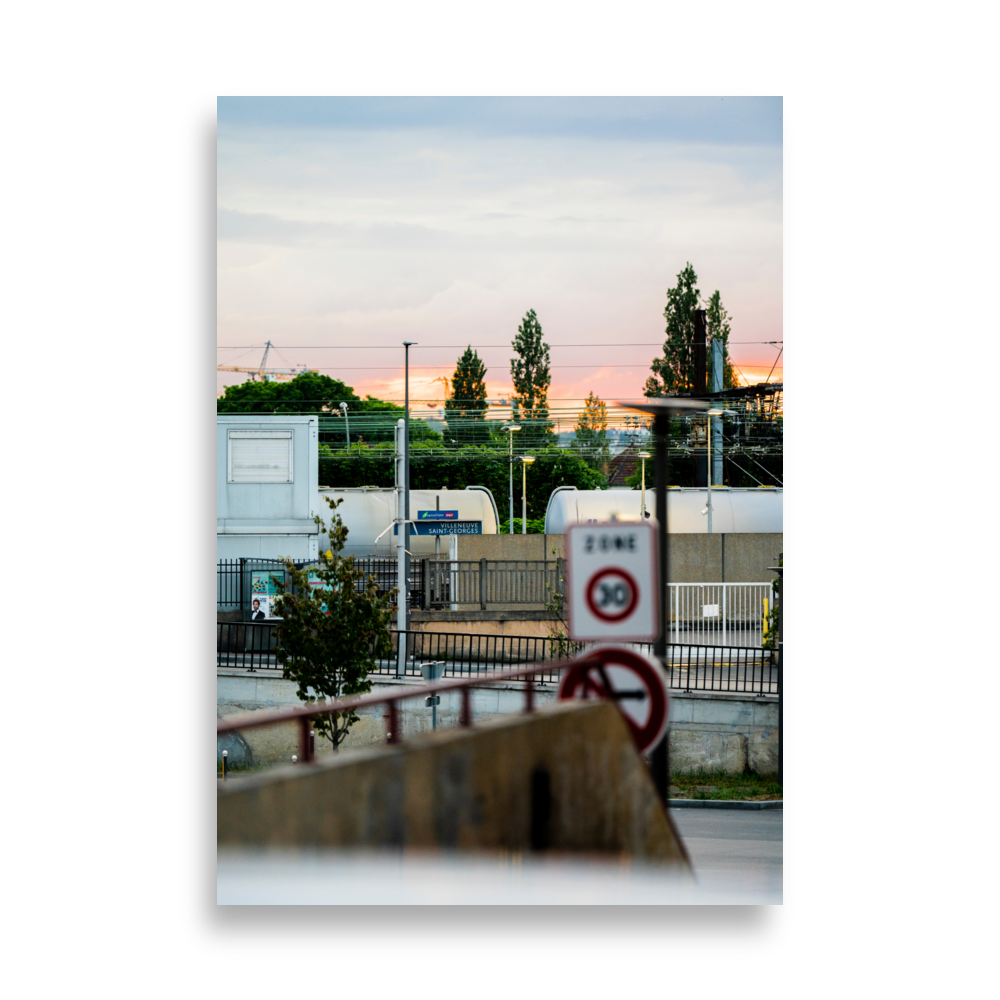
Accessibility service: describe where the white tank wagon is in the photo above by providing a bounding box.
[544,486,782,534]
[316,486,500,557]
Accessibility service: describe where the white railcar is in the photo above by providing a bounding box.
[543,486,782,534]
[316,486,499,557]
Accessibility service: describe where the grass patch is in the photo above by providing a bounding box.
[669,770,782,801]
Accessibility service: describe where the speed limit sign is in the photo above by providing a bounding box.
[565,522,659,641]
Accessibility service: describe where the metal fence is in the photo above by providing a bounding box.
[217,557,427,615]
[669,582,776,648]
[217,623,778,695]
[421,559,559,609]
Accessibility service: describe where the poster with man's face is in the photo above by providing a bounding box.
[250,571,284,620]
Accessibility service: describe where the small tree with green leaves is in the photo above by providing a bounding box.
[272,497,395,751]
[574,391,610,471]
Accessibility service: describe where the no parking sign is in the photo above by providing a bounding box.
[565,522,659,642]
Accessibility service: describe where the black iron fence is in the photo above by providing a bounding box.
[217,557,427,616]
[216,623,778,695]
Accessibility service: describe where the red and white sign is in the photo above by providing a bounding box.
[558,646,669,754]
[565,522,659,641]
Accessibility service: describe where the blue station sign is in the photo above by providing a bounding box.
[395,520,482,536]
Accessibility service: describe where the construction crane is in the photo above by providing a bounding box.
[421,375,451,407]
[217,341,315,382]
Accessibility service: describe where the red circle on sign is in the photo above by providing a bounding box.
[585,567,639,623]
[558,647,669,754]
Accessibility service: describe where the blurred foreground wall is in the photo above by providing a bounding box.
[218,700,691,869]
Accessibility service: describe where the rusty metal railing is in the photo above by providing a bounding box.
[216,658,578,765]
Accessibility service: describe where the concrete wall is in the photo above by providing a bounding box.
[449,532,781,583]
[218,669,778,775]
[218,699,692,867]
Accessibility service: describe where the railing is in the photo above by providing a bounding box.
[217,624,778,695]
[669,583,775,648]
[420,559,560,609]
[219,560,773,629]
[217,658,577,764]
[217,557,426,616]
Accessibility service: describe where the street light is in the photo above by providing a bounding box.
[638,451,651,520]
[501,424,521,534]
[519,456,535,534]
[339,401,349,447]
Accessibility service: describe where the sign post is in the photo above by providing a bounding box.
[617,398,710,803]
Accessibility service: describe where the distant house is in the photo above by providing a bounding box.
[606,448,639,487]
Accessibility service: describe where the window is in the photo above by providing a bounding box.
[228,430,293,483]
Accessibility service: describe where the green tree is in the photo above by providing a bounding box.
[218,371,442,447]
[510,309,555,448]
[705,290,739,390]
[445,346,489,446]
[218,372,360,413]
[644,264,737,396]
[272,497,394,751]
[574,391,610,471]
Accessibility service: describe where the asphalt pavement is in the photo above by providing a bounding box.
[670,807,783,900]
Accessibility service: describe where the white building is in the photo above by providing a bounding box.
[216,415,320,561]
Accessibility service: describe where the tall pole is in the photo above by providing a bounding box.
[712,338,723,486]
[706,413,713,534]
[394,419,406,676]
[693,309,707,487]
[509,429,514,534]
[522,460,527,534]
[403,342,416,662]
[650,411,670,803]
[777,557,783,785]
[641,458,646,519]
[340,402,349,447]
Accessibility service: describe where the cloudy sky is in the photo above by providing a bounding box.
[217,97,782,411]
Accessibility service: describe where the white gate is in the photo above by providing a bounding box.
[669,583,775,647]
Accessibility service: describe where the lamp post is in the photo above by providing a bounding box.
[638,451,651,520]
[501,423,521,534]
[519,456,535,533]
[339,401,349,447]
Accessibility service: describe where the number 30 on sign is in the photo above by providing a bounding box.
[565,522,659,642]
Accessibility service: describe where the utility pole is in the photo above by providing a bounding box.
[693,310,707,489]
[394,418,406,676]
[403,342,416,643]
[621,397,710,806]
[712,338,723,487]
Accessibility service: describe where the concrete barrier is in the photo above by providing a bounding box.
[217,699,692,869]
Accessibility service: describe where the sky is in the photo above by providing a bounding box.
[217,97,782,413]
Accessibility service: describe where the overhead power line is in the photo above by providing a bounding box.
[217,341,782,350]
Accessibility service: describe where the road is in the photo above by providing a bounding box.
[670,807,783,899]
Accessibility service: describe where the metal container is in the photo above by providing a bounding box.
[543,486,782,534]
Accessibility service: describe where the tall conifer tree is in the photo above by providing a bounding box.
[510,309,554,448]
[445,346,489,445]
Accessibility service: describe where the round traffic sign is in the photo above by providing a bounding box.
[558,646,669,754]
[585,567,639,623]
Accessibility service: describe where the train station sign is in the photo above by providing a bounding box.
[395,520,482,535]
